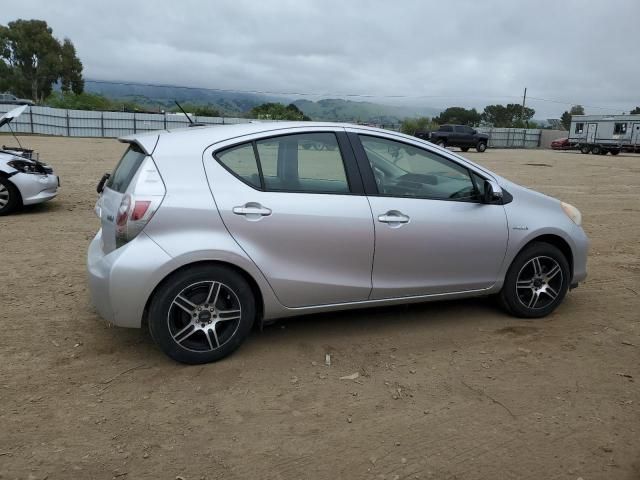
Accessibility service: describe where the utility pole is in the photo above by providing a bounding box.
[521,87,527,127]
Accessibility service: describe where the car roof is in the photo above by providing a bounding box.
[120,121,407,154]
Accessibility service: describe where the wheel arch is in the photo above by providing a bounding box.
[142,260,265,329]
[519,234,573,278]
[0,172,23,206]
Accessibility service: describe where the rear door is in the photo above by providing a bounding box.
[204,128,375,308]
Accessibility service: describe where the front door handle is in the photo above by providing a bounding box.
[232,202,272,220]
[378,210,410,225]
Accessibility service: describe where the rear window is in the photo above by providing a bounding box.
[106,145,146,193]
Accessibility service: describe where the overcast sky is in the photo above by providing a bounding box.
[2,0,639,118]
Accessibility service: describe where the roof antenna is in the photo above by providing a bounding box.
[174,101,205,127]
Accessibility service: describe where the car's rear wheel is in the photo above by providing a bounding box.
[476,141,487,152]
[580,145,591,154]
[148,265,256,364]
[499,242,570,318]
[0,177,20,216]
[436,139,446,148]
[460,147,470,152]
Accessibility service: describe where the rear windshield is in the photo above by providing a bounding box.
[106,145,146,193]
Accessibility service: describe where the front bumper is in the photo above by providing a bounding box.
[87,230,172,328]
[11,172,59,205]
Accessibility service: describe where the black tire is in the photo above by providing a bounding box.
[460,147,470,152]
[580,145,591,154]
[610,149,620,156]
[591,145,602,155]
[476,142,487,152]
[0,176,20,216]
[499,242,570,318]
[436,139,446,148]
[148,265,256,364]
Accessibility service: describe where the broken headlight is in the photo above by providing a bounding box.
[7,159,42,174]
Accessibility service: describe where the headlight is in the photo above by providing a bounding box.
[561,201,582,226]
[7,159,40,174]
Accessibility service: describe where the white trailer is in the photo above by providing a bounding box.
[568,114,640,155]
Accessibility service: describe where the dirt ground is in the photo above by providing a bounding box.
[1,136,639,480]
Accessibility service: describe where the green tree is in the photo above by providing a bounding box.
[481,104,535,127]
[399,116,438,135]
[60,38,83,93]
[0,19,84,102]
[560,105,585,130]
[249,102,311,121]
[629,106,640,115]
[433,107,481,126]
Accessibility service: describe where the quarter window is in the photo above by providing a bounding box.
[217,143,261,188]
[614,123,627,134]
[574,122,584,134]
[359,135,478,201]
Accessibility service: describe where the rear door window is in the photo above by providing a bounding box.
[256,133,349,193]
[217,143,261,188]
[106,145,147,193]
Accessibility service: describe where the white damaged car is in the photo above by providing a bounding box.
[0,105,59,215]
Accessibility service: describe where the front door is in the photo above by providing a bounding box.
[204,129,375,308]
[587,123,598,143]
[353,133,508,299]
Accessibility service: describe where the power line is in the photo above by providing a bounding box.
[84,79,627,112]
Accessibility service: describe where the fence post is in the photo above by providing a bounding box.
[133,112,137,134]
[101,112,105,137]
[163,112,167,130]
[66,109,70,137]
[29,106,34,134]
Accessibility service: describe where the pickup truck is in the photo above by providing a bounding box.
[0,93,34,106]
[424,125,489,152]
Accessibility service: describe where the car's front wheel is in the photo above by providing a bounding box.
[460,147,470,152]
[476,142,487,152]
[436,139,447,148]
[148,265,256,364]
[0,177,20,216]
[499,242,570,318]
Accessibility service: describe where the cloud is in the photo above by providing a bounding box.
[2,0,639,117]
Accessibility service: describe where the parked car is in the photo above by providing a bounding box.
[0,106,59,215]
[428,125,489,152]
[551,137,572,150]
[0,93,34,106]
[88,122,588,364]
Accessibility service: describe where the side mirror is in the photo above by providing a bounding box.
[97,172,110,193]
[483,180,503,203]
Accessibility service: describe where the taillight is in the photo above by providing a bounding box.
[115,157,165,248]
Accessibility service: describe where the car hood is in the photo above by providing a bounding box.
[0,104,28,129]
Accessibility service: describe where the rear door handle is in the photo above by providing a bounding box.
[232,203,272,220]
[378,210,410,225]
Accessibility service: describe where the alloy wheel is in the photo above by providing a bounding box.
[515,256,563,310]
[0,182,9,208]
[167,281,242,352]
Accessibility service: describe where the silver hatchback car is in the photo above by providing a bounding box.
[88,122,588,364]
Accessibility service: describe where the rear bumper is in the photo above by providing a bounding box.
[87,230,172,328]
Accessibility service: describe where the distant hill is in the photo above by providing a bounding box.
[293,99,440,125]
[85,80,442,123]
